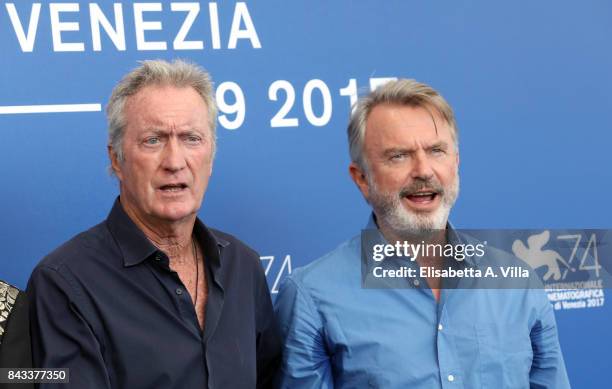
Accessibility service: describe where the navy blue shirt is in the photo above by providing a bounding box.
[27,198,281,388]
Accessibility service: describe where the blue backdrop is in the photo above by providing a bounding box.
[1,1,610,386]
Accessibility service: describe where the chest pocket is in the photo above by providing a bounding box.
[477,323,533,389]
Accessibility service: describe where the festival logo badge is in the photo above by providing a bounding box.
[512,230,607,310]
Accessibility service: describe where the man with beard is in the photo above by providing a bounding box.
[274,80,570,388]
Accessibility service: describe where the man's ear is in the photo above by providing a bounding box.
[349,162,370,200]
[108,145,123,180]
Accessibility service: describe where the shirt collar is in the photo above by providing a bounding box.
[105,197,229,268]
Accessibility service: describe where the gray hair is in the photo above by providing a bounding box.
[107,59,217,163]
[347,79,458,171]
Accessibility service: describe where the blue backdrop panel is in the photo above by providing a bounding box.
[1,1,610,386]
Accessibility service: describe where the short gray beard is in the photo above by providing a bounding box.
[367,173,459,237]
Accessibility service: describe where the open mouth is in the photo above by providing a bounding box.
[403,191,439,204]
[159,183,188,192]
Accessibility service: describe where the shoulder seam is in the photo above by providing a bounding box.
[284,276,324,328]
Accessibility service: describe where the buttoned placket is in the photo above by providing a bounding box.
[435,290,464,389]
[151,250,203,338]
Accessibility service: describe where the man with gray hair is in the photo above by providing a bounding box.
[28,59,281,389]
[275,79,570,388]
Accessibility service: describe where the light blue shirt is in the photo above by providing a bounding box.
[274,219,570,388]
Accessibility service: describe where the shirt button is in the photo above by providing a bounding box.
[175,288,183,295]
[447,374,455,382]
[413,279,420,286]
[438,324,443,331]
[155,254,161,261]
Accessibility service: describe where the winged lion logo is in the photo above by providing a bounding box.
[512,230,575,281]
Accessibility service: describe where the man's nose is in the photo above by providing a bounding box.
[161,138,186,172]
[410,151,434,180]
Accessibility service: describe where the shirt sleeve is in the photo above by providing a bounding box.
[274,276,334,389]
[529,290,571,389]
[27,265,111,389]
